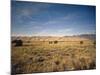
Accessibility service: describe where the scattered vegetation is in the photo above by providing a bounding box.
[11,37,96,74]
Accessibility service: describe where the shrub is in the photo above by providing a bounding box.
[49,41,52,44]
[80,41,83,44]
[54,40,58,44]
[12,39,23,46]
[93,41,96,45]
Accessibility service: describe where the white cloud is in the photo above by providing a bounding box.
[32,28,73,36]
[57,28,72,32]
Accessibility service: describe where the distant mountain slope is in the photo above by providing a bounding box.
[64,34,96,40]
[77,34,96,40]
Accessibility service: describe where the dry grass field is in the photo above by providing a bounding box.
[11,36,96,74]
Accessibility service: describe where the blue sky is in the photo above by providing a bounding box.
[11,1,96,36]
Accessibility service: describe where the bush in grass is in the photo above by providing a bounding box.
[12,39,23,46]
[93,41,96,45]
[54,40,58,44]
[80,41,83,44]
[49,41,52,44]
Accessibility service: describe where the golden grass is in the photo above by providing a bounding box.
[11,37,96,74]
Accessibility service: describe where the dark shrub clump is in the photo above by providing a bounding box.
[54,40,58,44]
[80,41,83,44]
[12,39,23,46]
[49,41,52,44]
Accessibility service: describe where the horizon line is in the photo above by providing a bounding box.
[11,33,96,37]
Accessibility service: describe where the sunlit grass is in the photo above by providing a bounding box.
[11,37,96,74]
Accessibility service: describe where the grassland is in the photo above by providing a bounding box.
[11,36,96,74]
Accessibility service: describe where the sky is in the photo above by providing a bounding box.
[11,1,96,36]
